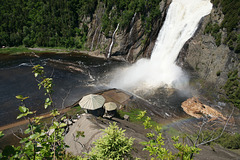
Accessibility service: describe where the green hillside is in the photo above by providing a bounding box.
[207,0,240,53]
[0,0,162,48]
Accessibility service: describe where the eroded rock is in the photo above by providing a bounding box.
[181,97,227,120]
[64,113,106,155]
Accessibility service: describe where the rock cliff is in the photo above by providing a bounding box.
[83,0,172,62]
[178,4,240,92]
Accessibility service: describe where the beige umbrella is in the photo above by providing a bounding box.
[79,94,105,110]
[104,102,117,111]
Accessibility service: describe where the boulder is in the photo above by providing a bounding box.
[181,97,226,120]
[64,113,106,155]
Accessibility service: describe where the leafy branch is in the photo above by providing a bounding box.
[0,65,69,160]
[32,64,54,109]
[138,110,201,160]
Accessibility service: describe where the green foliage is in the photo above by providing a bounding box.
[0,47,43,55]
[76,131,85,138]
[198,129,240,149]
[204,22,222,46]
[66,105,85,116]
[209,0,240,52]
[87,122,134,160]
[136,110,147,120]
[65,153,86,160]
[118,108,145,123]
[1,145,21,159]
[234,35,240,53]
[138,111,201,160]
[0,65,70,160]
[0,0,163,48]
[118,109,159,128]
[0,0,89,48]
[100,0,162,37]
[16,95,29,101]
[0,131,4,139]
[51,109,60,117]
[215,32,222,47]
[223,70,240,109]
[33,65,53,108]
[216,70,221,76]
[211,0,240,33]
[17,105,33,119]
[227,39,234,50]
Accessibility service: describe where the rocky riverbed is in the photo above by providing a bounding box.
[63,89,240,159]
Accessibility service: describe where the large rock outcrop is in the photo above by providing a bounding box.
[64,113,150,159]
[181,97,226,120]
[178,6,240,89]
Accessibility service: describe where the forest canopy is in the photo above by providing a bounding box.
[0,0,96,48]
[208,0,240,53]
[1,0,238,52]
[0,0,162,49]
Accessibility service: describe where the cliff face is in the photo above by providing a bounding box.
[83,0,172,62]
[178,6,240,90]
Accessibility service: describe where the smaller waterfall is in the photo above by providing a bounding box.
[108,24,119,58]
[129,12,137,38]
[131,12,137,25]
[90,26,99,51]
[96,27,102,49]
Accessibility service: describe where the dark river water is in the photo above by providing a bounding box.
[0,52,192,127]
[0,53,125,126]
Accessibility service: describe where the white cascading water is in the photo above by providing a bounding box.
[109,0,212,91]
[108,24,120,58]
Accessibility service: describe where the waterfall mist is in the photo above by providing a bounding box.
[109,0,212,92]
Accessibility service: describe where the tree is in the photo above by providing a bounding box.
[223,70,240,109]
[137,111,201,160]
[86,122,134,160]
[193,106,235,148]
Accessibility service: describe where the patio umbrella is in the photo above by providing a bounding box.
[104,102,117,111]
[79,94,105,110]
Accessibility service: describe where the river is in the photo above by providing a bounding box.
[0,52,191,127]
[0,53,125,126]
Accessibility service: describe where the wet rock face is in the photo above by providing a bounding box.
[178,7,240,89]
[84,0,172,62]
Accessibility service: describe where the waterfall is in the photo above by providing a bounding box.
[96,27,102,49]
[109,0,212,91]
[108,23,119,58]
[90,26,99,51]
[129,12,137,38]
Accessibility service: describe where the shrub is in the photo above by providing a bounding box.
[221,134,240,149]
[235,43,240,53]
[216,70,221,76]
[0,65,71,159]
[223,70,240,109]
[86,122,134,160]
[215,32,222,46]
[138,111,201,160]
[199,129,240,149]
[208,0,240,53]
